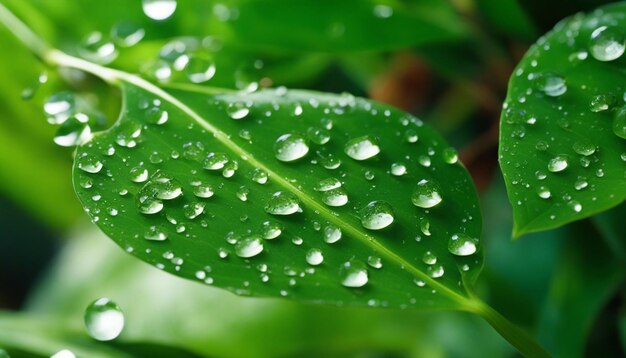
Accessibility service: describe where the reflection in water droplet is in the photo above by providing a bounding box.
[306,248,324,265]
[142,0,177,20]
[359,201,394,230]
[274,133,309,162]
[345,136,380,160]
[404,129,418,143]
[448,233,478,256]
[340,260,368,288]
[548,155,568,172]
[323,225,342,243]
[589,94,616,112]
[235,235,264,258]
[183,202,205,219]
[411,179,442,208]
[322,188,348,207]
[589,26,625,62]
[84,298,124,341]
[265,191,301,215]
[262,221,282,239]
[236,186,250,201]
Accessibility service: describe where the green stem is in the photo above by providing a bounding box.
[0,3,551,357]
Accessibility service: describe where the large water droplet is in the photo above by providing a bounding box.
[77,153,103,174]
[315,177,341,191]
[274,133,309,162]
[322,188,348,207]
[422,251,437,265]
[204,152,229,170]
[359,201,394,230]
[548,155,568,172]
[251,168,268,184]
[589,26,625,62]
[306,248,324,266]
[367,255,382,269]
[344,136,380,160]
[130,167,149,183]
[51,350,76,358]
[532,73,567,97]
[184,56,216,83]
[84,298,124,341]
[411,179,442,208]
[339,260,368,288]
[448,233,478,256]
[262,221,282,239]
[142,0,177,20]
[323,225,342,243]
[572,140,596,156]
[265,191,301,215]
[235,235,264,258]
[589,94,616,112]
[183,202,205,219]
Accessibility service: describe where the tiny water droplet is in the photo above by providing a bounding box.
[422,251,437,265]
[589,94,616,112]
[236,186,250,201]
[44,91,75,124]
[84,298,124,341]
[537,186,551,199]
[613,106,626,139]
[130,167,148,183]
[572,140,596,156]
[428,265,445,278]
[183,202,205,219]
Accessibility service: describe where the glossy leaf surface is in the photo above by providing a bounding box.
[73,77,482,310]
[500,3,626,237]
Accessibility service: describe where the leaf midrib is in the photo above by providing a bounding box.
[51,49,472,307]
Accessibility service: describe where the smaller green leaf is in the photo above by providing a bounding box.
[500,3,626,237]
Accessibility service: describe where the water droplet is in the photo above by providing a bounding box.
[345,136,380,160]
[77,154,103,174]
[79,32,117,64]
[613,106,626,139]
[84,298,124,341]
[322,188,348,207]
[115,122,142,148]
[422,251,437,265]
[359,201,394,230]
[537,186,551,199]
[404,129,418,143]
[236,186,250,201]
[442,147,459,164]
[44,92,75,124]
[589,94,616,112]
[390,162,407,176]
[411,179,442,208]
[448,233,478,256]
[130,167,148,183]
[306,127,331,145]
[144,226,167,241]
[183,202,205,219]
[339,260,368,288]
[142,0,177,20]
[364,170,375,180]
[262,221,282,239]
[428,265,445,278]
[321,155,341,169]
[323,225,342,243]
[548,155,568,172]
[572,140,596,156]
[568,200,582,213]
[589,26,625,62]
[54,113,93,146]
[184,56,216,83]
[367,255,382,269]
[235,235,264,258]
[51,350,76,358]
[532,73,567,97]
[306,248,324,265]
[111,21,145,47]
[150,176,183,199]
[144,105,168,125]
[265,191,301,215]
[315,177,341,191]
[251,168,268,184]
[274,133,309,162]
[204,152,229,170]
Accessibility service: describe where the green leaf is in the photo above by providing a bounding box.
[499,2,626,237]
[71,74,482,310]
[205,0,469,52]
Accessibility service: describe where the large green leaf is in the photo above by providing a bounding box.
[499,3,626,237]
[71,72,482,310]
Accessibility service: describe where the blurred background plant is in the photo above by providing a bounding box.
[0,0,624,357]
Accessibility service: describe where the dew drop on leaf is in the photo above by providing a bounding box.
[54,113,93,147]
[322,188,348,207]
[344,135,380,160]
[339,260,368,288]
[251,168,268,184]
[323,224,342,243]
[235,235,264,258]
[44,91,75,124]
[531,73,567,97]
[77,153,103,174]
[306,127,331,145]
[226,102,250,120]
[111,21,145,47]
[144,225,167,241]
[390,162,407,176]
[367,255,382,269]
[359,200,394,230]
[51,349,76,358]
[79,32,118,64]
[589,25,625,62]
[448,233,479,256]
[203,152,230,170]
[411,179,442,208]
[264,191,301,215]
[548,155,569,172]
[262,220,282,239]
[422,251,437,265]
[274,133,309,162]
[184,56,216,83]
[84,298,124,341]
[306,248,324,266]
[314,177,341,191]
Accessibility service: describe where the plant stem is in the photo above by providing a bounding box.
[0,4,551,357]
[467,299,551,358]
